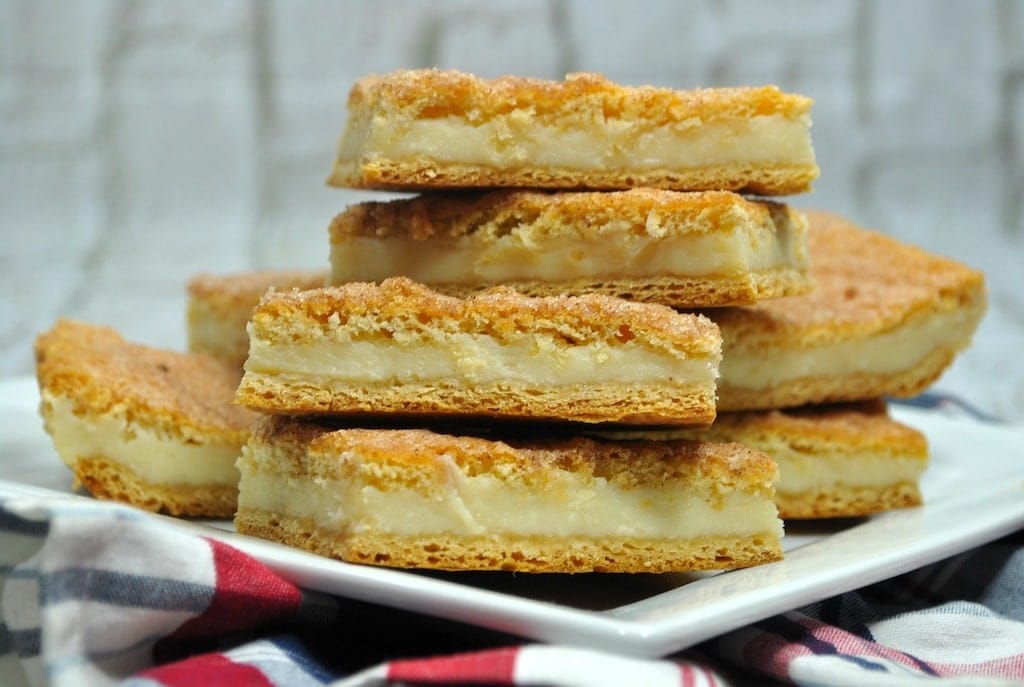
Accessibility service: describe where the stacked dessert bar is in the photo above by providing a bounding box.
[658,211,986,517]
[229,70,828,573]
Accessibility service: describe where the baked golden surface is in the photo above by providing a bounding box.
[237,277,722,425]
[34,319,256,516]
[711,211,987,410]
[329,189,812,308]
[235,417,782,573]
[641,401,929,519]
[329,69,818,195]
[187,269,327,368]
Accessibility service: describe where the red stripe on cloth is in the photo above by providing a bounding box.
[740,628,814,679]
[170,539,303,640]
[742,615,940,678]
[740,615,936,678]
[139,652,274,687]
[803,618,937,673]
[930,653,1024,679]
[387,647,520,684]
[680,662,718,687]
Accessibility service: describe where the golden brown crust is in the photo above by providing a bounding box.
[710,211,987,410]
[72,456,237,518]
[238,278,721,424]
[698,400,929,456]
[328,189,812,307]
[187,269,328,368]
[237,418,781,572]
[35,319,256,439]
[249,277,719,351]
[419,271,813,310]
[330,69,818,194]
[337,162,818,197]
[597,400,928,458]
[251,416,779,489]
[347,70,812,121]
[596,400,928,519]
[331,189,793,241]
[237,376,717,426]
[34,319,253,517]
[235,511,783,573]
[187,269,328,311]
[710,211,987,347]
[775,482,921,520]
[684,402,928,518]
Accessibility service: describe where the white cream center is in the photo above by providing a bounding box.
[350,113,814,170]
[246,332,716,387]
[237,455,781,540]
[330,224,805,285]
[42,393,241,486]
[775,448,926,495]
[720,307,977,390]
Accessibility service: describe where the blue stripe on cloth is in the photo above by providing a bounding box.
[755,614,909,674]
[200,636,337,687]
[117,637,337,687]
[982,544,1024,621]
[41,568,212,612]
[0,623,41,658]
[265,635,336,684]
[0,505,50,537]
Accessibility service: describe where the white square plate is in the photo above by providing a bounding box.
[2,376,1022,658]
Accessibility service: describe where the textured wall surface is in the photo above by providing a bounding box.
[3,0,1023,419]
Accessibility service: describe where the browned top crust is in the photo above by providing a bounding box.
[188,269,327,309]
[347,69,813,124]
[704,400,929,456]
[35,319,257,437]
[706,210,987,347]
[330,188,793,242]
[251,277,721,354]
[251,415,777,491]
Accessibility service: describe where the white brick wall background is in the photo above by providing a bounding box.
[2,0,1023,419]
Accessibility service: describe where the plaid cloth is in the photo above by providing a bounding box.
[3,498,1022,686]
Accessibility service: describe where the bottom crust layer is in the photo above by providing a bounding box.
[777,481,922,520]
[417,269,813,310]
[235,510,783,574]
[332,159,818,197]
[236,376,717,426]
[72,456,237,518]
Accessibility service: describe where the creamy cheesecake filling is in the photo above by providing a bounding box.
[237,457,781,540]
[246,332,717,387]
[721,307,977,390]
[772,449,926,495]
[42,393,241,486]
[345,113,814,171]
[187,301,250,361]
[330,223,806,285]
